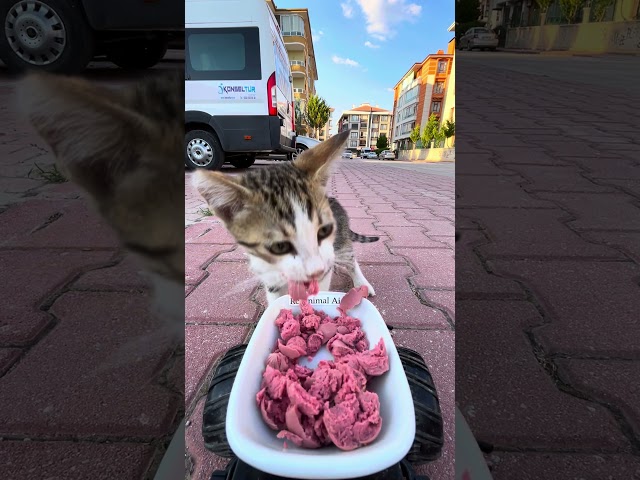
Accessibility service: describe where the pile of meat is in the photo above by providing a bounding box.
[256,286,390,451]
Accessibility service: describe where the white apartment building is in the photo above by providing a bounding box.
[337,103,393,150]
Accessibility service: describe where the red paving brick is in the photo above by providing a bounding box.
[0,200,118,248]
[0,348,21,376]
[379,226,450,248]
[360,265,450,329]
[466,209,623,259]
[457,300,629,451]
[505,165,616,193]
[392,248,455,290]
[0,291,179,438]
[419,290,455,322]
[373,212,420,227]
[457,175,555,208]
[185,244,235,286]
[72,255,151,292]
[186,262,259,324]
[488,259,640,356]
[487,453,640,480]
[185,325,248,409]
[556,360,640,434]
[392,330,454,480]
[0,441,155,479]
[0,250,113,346]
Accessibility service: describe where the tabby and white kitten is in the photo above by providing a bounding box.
[193,130,378,305]
[18,71,185,335]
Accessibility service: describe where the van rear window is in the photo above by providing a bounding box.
[186,27,261,80]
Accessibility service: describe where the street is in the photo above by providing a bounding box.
[185,158,455,480]
[0,54,184,479]
[456,51,640,477]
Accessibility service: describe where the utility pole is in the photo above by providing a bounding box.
[367,105,373,150]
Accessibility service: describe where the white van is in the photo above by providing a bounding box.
[185,0,296,170]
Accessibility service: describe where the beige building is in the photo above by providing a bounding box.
[318,107,334,141]
[266,1,318,134]
[337,104,393,151]
[441,23,455,128]
[390,25,454,150]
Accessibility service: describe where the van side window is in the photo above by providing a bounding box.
[186,27,261,80]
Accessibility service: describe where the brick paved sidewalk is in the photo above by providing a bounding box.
[0,68,183,479]
[184,160,455,480]
[456,61,640,476]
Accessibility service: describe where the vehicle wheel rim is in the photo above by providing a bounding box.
[188,138,214,167]
[5,0,67,66]
[291,146,305,161]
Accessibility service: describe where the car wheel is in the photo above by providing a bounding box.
[106,36,168,70]
[0,0,95,74]
[290,144,307,161]
[185,129,225,170]
[229,155,255,169]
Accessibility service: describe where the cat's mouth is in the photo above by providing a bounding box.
[288,279,320,302]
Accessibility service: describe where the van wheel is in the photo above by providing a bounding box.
[229,156,255,169]
[185,129,225,170]
[0,0,95,74]
[106,36,168,70]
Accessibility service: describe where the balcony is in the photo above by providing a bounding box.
[291,63,306,76]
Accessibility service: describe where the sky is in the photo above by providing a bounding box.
[274,0,455,134]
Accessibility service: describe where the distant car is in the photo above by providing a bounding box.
[341,150,356,159]
[293,135,321,159]
[363,151,378,159]
[379,150,395,160]
[460,27,498,51]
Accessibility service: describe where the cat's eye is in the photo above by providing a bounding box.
[267,241,295,256]
[317,224,334,241]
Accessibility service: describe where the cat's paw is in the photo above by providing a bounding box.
[367,284,376,297]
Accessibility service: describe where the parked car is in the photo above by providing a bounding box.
[341,150,356,159]
[363,151,378,159]
[185,0,296,170]
[293,136,321,159]
[0,0,183,74]
[379,150,395,160]
[459,27,498,51]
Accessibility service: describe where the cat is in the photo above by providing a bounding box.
[18,70,185,336]
[193,130,379,305]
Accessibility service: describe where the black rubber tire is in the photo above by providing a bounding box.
[397,347,444,464]
[0,0,95,74]
[202,344,248,456]
[229,155,256,169]
[289,143,307,161]
[106,36,168,70]
[185,129,225,170]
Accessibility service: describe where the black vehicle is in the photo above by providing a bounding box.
[0,0,184,73]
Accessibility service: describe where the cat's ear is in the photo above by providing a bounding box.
[192,170,253,223]
[294,129,350,187]
[17,72,161,199]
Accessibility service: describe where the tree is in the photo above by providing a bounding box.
[376,133,389,154]
[294,100,307,136]
[305,95,331,139]
[409,124,421,149]
[421,114,440,148]
[443,120,455,147]
[536,0,553,11]
[559,0,584,23]
[591,0,614,21]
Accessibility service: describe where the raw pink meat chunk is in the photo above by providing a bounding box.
[256,286,390,451]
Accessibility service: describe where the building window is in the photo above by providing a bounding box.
[290,60,305,67]
[349,140,358,148]
[434,81,445,94]
[380,115,388,121]
[350,132,358,138]
[360,115,369,121]
[350,115,359,122]
[431,101,441,113]
[372,123,379,129]
[293,88,305,93]
[351,123,359,130]
[280,14,305,37]
[381,124,387,130]
[437,60,447,73]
